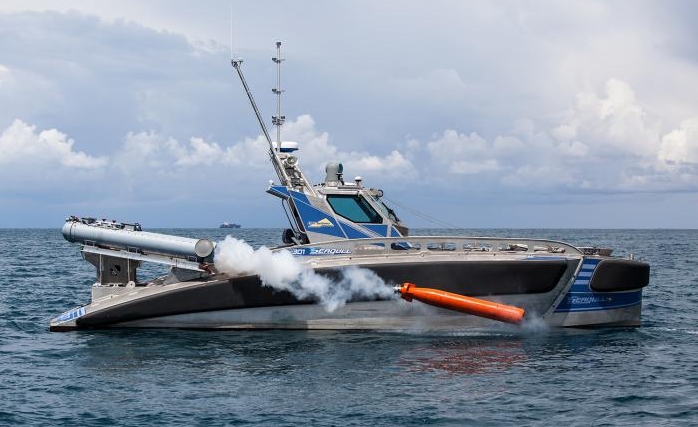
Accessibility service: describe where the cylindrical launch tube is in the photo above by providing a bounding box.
[62,219,215,259]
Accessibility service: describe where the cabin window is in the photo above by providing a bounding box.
[326,195,383,223]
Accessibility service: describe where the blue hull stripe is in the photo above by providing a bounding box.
[555,290,642,312]
[555,257,641,312]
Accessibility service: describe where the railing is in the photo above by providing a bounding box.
[284,236,583,257]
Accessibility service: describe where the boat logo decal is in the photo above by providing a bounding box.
[568,295,613,305]
[307,218,334,228]
[52,307,86,324]
[291,247,352,256]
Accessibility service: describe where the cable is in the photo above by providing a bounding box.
[382,196,463,229]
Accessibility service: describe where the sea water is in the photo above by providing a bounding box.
[1,228,697,426]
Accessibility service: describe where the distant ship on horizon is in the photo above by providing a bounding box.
[219,222,241,229]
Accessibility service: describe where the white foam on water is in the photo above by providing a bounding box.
[214,237,395,311]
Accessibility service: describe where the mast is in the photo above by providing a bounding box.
[231,42,316,196]
[272,42,285,146]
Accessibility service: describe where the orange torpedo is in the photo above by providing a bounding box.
[396,283,526,325]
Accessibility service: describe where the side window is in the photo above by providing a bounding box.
[327,195,383,223]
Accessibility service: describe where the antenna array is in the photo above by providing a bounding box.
[272,42,285,145]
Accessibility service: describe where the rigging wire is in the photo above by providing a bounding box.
[382,196,463,229]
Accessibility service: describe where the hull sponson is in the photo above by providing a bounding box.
[590,259,650,292]
[76,259,572,328]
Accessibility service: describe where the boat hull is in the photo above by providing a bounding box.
[50,298,642,331]
[106,300,644,330]
[50,255,649,331]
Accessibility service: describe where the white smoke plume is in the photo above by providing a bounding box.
[213,237,396,311]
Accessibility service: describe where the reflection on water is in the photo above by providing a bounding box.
[398,338,527,375]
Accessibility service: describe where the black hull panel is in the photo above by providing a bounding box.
[364,260,569,295]
[590,259,650,292]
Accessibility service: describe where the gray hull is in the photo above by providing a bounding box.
[50,246,648,331]
[108,301,643,330]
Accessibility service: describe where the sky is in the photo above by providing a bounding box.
[0,1,697,228]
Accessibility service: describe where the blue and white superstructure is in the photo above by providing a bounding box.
[50,42,650,332]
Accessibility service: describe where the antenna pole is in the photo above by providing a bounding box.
[230,42,316,196]
[272,41,285,145]
[231,58,286,185]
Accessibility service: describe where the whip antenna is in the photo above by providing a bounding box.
[229,4,234,60]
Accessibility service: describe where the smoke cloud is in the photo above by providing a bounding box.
[213,237,396,311]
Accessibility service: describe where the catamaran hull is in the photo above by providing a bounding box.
[50,297,642,331]
[50,256,648,331]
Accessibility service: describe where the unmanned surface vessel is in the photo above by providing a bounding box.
[50,43,650,331]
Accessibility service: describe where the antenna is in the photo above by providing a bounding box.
[272,41,285,146]
[229,4,234,60]
[230,42,317,197]
[231,45,284,186]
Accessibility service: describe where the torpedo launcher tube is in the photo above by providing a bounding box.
[396,283,526,324]
[62,216,215,260]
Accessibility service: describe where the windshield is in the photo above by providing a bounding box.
[326,194,383,223]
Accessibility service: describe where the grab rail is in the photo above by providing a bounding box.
[282,235,583,257]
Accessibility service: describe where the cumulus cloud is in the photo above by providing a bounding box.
[0,119,106,169]
[0,10,239,156]
[270,114,416,182]
[424,130,497,175]
[659,118,698,165]
[394,78,698,194]
[2,76,696,222]
[2,5,698,226]
[166,135,270,168]
[106,114,414,182]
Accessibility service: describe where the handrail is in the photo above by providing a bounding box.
[280,235,583,256]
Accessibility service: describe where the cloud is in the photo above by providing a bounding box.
[1,5,698,227]
[14,75,689,198]
[166,135,269,167]
[0,119,106,168]
[391,68,470,106]
[395,78,698,194]
[425,130,498,175]
[0,10,238,157]
[2,76,696,217]
[0,63,9,83]
[0,119,108,202]
[659,117,698,165]
[270,114,416,182]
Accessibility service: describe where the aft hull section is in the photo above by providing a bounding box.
[551,257,648,326]
[550,302,642,327]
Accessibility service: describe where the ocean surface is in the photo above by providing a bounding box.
[1,228,697,426]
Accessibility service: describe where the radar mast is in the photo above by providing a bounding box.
[231,42,315,196]
[272,42,285,146]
